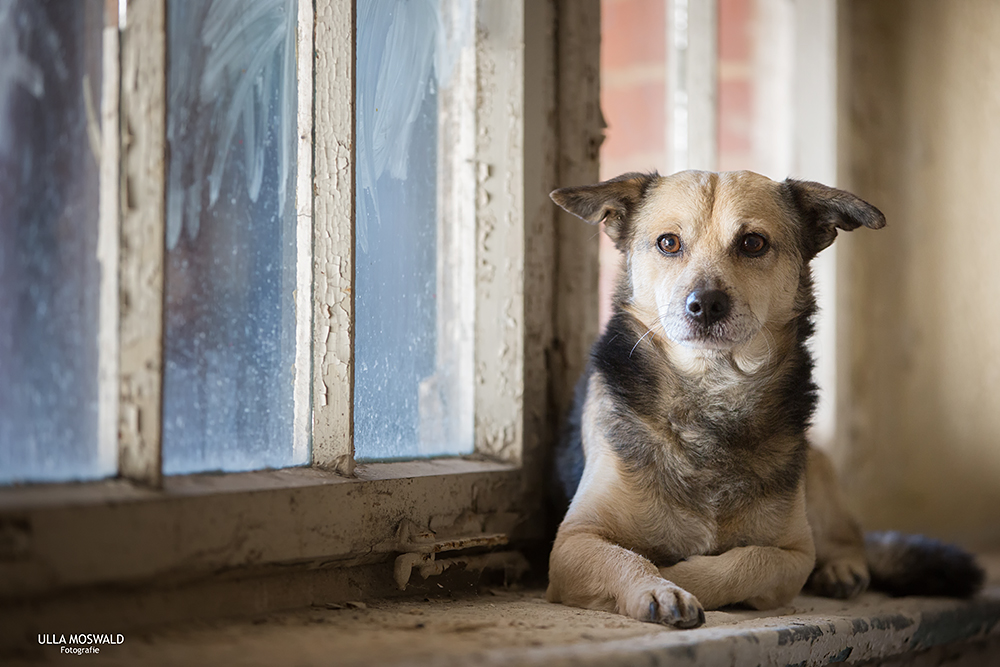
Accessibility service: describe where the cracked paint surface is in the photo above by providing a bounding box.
[312,0,355,473]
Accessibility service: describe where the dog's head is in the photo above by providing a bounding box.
[551,170,884,358]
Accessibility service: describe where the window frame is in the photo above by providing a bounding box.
[0,0,602,622]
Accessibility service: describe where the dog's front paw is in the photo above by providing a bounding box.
[623,581,705,628]
[809,558,870,599]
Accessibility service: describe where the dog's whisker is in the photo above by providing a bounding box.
[751,314,786,384]
[758,319,775,365]
[748,313,774,364]
[630,326,658,358]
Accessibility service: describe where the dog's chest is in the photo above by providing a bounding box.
[667,372,769,449]
[638,477,791,563]
[630,415,800,559]
[585,347,808,562]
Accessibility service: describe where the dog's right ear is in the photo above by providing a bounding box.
[550,172,657,245]
[783,179,886,257]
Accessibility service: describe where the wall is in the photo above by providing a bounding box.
[837,0,1000,548]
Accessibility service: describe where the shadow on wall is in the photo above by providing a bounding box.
[837,0,1000,550]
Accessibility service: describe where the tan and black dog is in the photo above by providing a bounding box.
[548,170,983,628]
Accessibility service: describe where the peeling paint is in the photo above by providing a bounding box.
[910,604,1000,651]
[394,550,528,590]
[869,614,914,632]
[292,0,315,464]
[826,646,853,663]
[776,624,825,646]
[312,0,354,475]
[118,0,166,487]
[472,2,524,464]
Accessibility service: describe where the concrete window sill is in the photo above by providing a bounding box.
[25,556,1000,666]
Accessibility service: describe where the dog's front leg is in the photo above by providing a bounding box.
[548,529,705,628]
[657,490,816,610]
[805,446,870,598]
[658,540,815,610]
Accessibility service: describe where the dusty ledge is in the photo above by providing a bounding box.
[517,590,1000,667]
[16,571,1000,666]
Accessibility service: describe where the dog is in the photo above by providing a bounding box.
[547,170,984,628]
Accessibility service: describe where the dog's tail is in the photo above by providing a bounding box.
[865,531,985,598]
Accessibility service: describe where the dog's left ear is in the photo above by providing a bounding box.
[784,179,886,257]
[550,172,657,246]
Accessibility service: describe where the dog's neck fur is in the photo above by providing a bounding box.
[593,272,818,502]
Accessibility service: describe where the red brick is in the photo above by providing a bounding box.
[601,0,667,71]
[601,80,666,163]
[719,77,752,120]
[718,0,753,62]
[718,78,753,155]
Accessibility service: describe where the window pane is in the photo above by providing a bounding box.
[0,0,109,484]
[163,0,302,475]
[355,0,476,460]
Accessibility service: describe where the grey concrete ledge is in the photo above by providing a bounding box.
[499,590,1000,667]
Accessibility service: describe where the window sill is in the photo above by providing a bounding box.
[31,556,999,666]
[0,458,527,600]
[0,458,516,509]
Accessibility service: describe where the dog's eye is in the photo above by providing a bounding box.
[739,233,769,257]
[657,233,682,255]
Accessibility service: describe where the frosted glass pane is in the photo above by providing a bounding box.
[0,0,109,484]
[163,0,302,475]
[355,0,475,460]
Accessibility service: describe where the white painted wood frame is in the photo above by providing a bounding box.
[293,0,316,467]
[118,0,166,487]
[473,0,526,462]
[97,3,121,476]
[312,0,356,475]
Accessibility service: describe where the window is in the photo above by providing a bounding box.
[0,0,600,616]
[354,0,476,460]
[163,0,306,475]
[0,0,115,484]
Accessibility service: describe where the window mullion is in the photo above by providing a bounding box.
[312,0,357,475]
[472,0,525,463]
[294,0,316,468]
[97,7,122,476]
[118,0,166,487]
[668,0,719,172]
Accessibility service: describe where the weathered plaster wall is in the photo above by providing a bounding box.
[837,0,1000,548]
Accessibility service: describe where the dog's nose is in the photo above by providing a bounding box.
[685,289,730,326]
